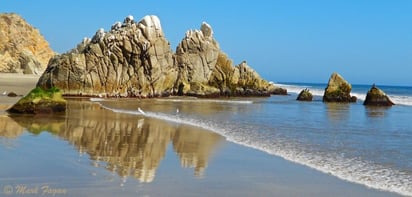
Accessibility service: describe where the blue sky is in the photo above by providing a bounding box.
[2,0,412,86]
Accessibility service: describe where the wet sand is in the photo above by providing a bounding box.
[0,74,403,197]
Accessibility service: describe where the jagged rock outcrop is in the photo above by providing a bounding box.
[323,72,357,102]
[7,87,66,114]
[37,15,177,97]
[173,21,285,97]
[0,13,55,74]
[297,88,313,101]
[176,22,219,84]
[37,15,285,98]
[363,84,395,106]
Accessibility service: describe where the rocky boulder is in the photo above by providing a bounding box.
[37,15,178,98]
[7,87,66,114]
[37,15,285,98]
[0,13,55,74]
[323,72,356,102]
[363,84,394,106]
[297,88,313,101]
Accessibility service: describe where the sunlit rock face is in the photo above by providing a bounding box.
[0,13,55,74]
[37,15,177,98]
[323,72,356,103]
[37,15,285,98]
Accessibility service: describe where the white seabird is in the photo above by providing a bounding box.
[138,107,145,115]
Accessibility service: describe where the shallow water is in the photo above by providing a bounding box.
[95,83,412,196]
[0,92,410,196]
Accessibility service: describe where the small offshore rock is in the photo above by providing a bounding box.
[363,84,395,106]
[297,88,313,101]
[323,72,356,102]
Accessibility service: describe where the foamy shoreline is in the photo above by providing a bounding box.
[0,74,405,197]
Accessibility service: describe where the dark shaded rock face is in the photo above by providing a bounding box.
[7,87,66,114]
[36,15,285,98]
[363,85,395,106]
[323,72,356,103]
[297,88,313,101]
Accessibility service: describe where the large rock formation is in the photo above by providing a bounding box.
[0,13,55,74]
[363,84,395,106]
[323,72,357,102]
[37,15,177,97]
[37,15,285,98]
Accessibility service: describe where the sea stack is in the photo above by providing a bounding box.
[0,13,55,74]
[297,88,313,101]
[323,72,356,102]
[363,84,395,106]
[36,15,285,98]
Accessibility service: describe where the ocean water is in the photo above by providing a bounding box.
[94,83,412,196]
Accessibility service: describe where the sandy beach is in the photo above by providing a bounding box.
[0,73,39,110]
[0,74,404,197]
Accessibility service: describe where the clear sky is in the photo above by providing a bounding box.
[2,0,411,86]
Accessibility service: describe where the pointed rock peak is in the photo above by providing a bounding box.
[125,15,134,22]
[201,22,213,38]
[323,72,356,102]
[91,28,105,43]
[140,15,162,31]
[328,72,347,85]
[363,85,395,106]
[137,15,164,40]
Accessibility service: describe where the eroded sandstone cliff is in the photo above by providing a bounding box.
[0,13,55,74]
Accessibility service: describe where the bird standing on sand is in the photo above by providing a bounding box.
[138,107,145,115]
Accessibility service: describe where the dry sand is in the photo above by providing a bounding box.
[0,73,39,109]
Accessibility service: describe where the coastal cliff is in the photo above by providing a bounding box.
[0,13,55,74]
[36,15,285,98]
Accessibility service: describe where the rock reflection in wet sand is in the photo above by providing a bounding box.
[5,100,224,183]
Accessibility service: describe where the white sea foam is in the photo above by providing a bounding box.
[91,98,412,196]
[391,95,412,106]
[155,98,253,104]
[89,98,106,102]
[275,83,324,97]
